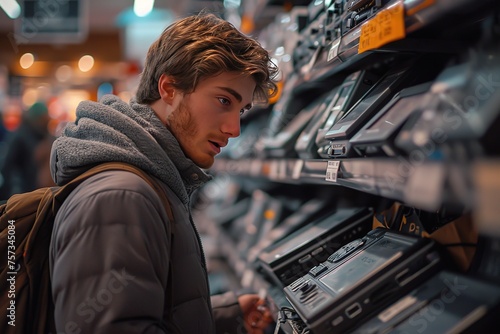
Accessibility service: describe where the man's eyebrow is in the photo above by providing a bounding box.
[217,86,253,110]
[217,87,242,102]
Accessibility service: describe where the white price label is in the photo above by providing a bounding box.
[328,38,341,62]
[326,160,340,182]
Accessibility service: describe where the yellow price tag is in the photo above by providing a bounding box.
[358,0,406,54]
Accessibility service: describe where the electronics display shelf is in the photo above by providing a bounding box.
[293,0,495,92]
[202,2,500,333]
[210,157,491,212]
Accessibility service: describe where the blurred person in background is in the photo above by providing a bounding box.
[49,12,278,334]
[0,101,55,199]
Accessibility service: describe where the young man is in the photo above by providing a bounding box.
[49,12,278,334]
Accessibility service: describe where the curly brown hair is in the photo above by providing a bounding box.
[136,12,278,104]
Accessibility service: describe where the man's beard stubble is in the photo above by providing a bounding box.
[166,99,209,166]
[167,99,197,135]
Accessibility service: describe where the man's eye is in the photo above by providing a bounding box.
[240,107,251,116]
[218,98,230,106]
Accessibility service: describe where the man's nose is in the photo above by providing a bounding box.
[221,111,241,138]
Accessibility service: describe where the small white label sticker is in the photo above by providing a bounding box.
[326,160,341,182]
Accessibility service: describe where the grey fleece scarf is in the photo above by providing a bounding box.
[50,94,212,205]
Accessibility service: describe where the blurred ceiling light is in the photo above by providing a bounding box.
[0,0,21,19]
[22,88,39,107]
[78,55,94,72]
[59,90,90,121]
[20,53,35,69]
[134,0,154,17]
[37,83,52,101]
[116,6,172,62]
[56,65,73,82]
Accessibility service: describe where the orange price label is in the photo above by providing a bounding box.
[358,0,406,54]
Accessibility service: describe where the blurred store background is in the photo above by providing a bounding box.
[0,0,288,196]
[0,1,225,133]
[2,1,500,332]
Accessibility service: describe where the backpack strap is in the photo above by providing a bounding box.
[52,162,174,221]
[25,162,175,259]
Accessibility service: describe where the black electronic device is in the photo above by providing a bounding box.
[395,56,500,156]
[223,112,268,160]
[257,207,373,287]
[350,82,434,157]
[248,198,332,264]
[306,0,327,42]
[208,197,251,228]
[259,90,335,158]
[201,177,250,227]
[295,86,341,159]
[284,228,443,334]
[293,14,326,72]
[254,74,313,158]
[325,58,441,158]
[393,63,469,157]
[353,270,500,334]
[252,197,288,253]
[323,0,344,45]
[346,0,374,11]
[229,190,268,252]
[316,70,383,158]
[314,11,329,51]
[266,74,304,138]
[307,0,326,25]
[252,274,293,315]
[341,0,391,35]
[472,236,500,285]
[236,190,284,258]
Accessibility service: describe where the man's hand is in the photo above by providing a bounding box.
[238,294,274,334]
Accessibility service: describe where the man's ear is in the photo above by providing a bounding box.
[158,74,176,105]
